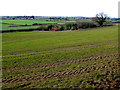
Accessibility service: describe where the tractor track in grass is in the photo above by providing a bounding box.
[2,53,119,72]
[2,61,119,84]
[2,41,118,57]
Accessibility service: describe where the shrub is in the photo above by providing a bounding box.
[103,21,114,26]
[37,25,49,31]
[32,23,39,25]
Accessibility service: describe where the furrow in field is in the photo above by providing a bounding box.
[3,53,119,72]
[3,41,118,57]
[3,61,119,84]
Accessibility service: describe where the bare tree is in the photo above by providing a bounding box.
[93,12,109,26]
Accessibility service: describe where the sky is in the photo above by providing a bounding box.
[0,0,119,18]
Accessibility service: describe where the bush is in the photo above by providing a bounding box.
[103,21,114,26]
[37,26,49,31]
[79,22,97,29]
[32,23,39,25]
[37,22,97,31]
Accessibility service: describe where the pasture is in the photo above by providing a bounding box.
[1,20,57,25]
[1,24,40,30]
[1,20,77,31]
[2,25,119,88]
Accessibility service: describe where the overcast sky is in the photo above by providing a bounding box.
[0,0,119,18]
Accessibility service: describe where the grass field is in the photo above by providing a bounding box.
[1,20,77,31]
[1,20,76,25]
[1,20,57,31]
[2,25,119,89]
[1,20,57,25]
[1,24,40,30]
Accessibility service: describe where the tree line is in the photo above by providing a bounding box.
[36,13,113,31]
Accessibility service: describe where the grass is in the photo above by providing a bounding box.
[2,45,118,68]
[1,20,77,31]
[2,25,119,89]
[1,24,40,30]
[3,57,119,88]
[66,21,76,23]
[1,20,77,26]
[1,20,57,25]
[3,26,118,55]
[2,56,118,79]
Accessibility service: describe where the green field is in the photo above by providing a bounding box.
[1,20,76,25]
[1,20,78,31]
[1,24,40,30]
[2,25,119,88]
[1,20,57,31]
[1,20,57,25]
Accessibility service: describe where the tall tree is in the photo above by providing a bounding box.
[93,13,108,26]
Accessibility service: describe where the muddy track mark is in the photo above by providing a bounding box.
[3,53,119,72]
[3,61,119,84]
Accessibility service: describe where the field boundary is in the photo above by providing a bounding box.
[0,28,42,33]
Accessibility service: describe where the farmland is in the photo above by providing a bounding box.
[0,20,57,25]
[1,20,77,31]
[1,24,40,31]
[1,17,117,32]
[2,24,119,89]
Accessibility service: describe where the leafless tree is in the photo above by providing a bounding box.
[93,13,109,26]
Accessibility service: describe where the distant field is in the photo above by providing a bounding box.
[1,20,57,25]
[76,19,92,22]
[111,20,120,22]
[1,20,77,30]
[2,25,119,88]
[66,21,76,22]
[1,24,40,30]
[0,19,97,31]
[1,20,77,25]
[0,19,99,31]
